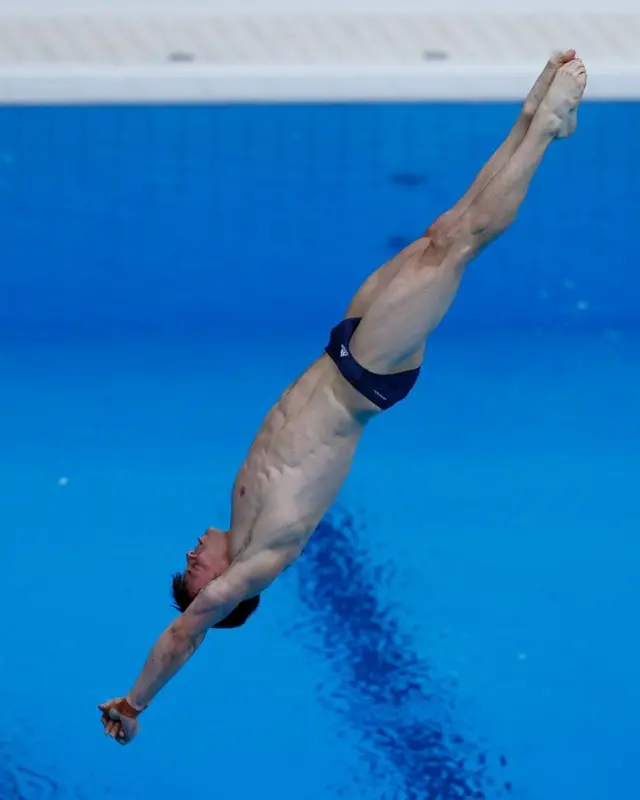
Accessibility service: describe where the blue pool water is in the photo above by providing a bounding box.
[0,102,639,799]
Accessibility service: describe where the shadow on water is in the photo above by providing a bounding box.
[0,743,64,800]
[2,506,511,800]
[288,508,512,800]
[0,712,104,800]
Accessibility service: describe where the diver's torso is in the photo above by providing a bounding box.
[228,354,372,560]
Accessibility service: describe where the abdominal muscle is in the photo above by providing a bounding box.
[227,355,371,561]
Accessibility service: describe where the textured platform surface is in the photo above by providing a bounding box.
[0,13,637,65]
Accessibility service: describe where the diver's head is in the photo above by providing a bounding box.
[171,527,260,628]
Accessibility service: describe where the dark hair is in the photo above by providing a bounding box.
[212,595,260,629]
[171,572,260,629]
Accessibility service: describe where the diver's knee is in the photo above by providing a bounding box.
[425,212,480,254]
[421,220,480,272]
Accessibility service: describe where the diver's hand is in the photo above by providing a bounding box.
[98,697,141,745]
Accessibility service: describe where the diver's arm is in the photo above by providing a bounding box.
[125,549,288,711]
[124,604,231,712]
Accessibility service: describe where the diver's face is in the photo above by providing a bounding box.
[184,527,230,596]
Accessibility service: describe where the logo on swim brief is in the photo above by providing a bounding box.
[340,345,349,358]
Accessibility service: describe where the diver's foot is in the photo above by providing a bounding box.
[522,49,576,120]
[534,58,588,139]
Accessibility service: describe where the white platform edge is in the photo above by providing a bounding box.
[0,63,637,104]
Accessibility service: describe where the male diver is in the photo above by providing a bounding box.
[100,51,587,744]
